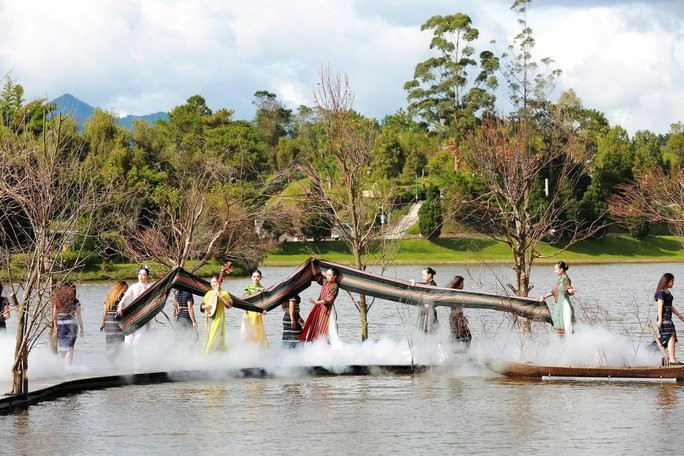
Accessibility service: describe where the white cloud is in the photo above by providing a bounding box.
[522,4,684,134]
[0,0,682,135]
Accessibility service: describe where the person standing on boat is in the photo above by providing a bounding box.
[240,270,269,348]
[201,275,233,355]
[100,280,128,361]
[410,267,439,334]
[448,276,472,345]
[174,289,198,342]
[52,282,85,364]
[655,273,684,365]
[300,266,341,345]
[282,295,304,348]
[540,261,575,337]
[0,281,11,334]
[117,265,153,345]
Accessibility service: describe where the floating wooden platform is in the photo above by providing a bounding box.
[0,364,430,413]
[497,360,684,381]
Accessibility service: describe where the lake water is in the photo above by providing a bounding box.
[1,262,683,454]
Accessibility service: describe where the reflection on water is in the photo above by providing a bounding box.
[656,383,678,407]
[3,370,684,454]
[2,263,684,453]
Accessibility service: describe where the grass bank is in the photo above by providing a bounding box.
[0,260,239,283]
[263,235,684,266]
[3,236,681,282]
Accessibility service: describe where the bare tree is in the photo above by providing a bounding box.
[457,113,604,302]
[300,68,394,340]
[120,147,290,274]
[610,169,684,239]
[0,116,112,394]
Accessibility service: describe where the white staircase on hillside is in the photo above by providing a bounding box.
[384,201,423,239]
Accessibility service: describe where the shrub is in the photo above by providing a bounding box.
[418,185,443,240]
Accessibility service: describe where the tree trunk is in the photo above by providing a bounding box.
[12,300,27,395]
[359,294,368,341]
[513,240,532,333]
[352,242,368,341]
[12,270,38,395]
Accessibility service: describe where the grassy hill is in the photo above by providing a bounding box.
[263,235,684,266]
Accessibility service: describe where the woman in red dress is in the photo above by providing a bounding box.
[300,266,340,343]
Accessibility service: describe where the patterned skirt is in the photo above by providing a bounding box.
[282,311,302,348]
[176,310,194,329]
[659,320,677,347]
[104,311,124,355]
[57,315,78,353]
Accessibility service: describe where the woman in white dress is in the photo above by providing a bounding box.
[117,265,153,345]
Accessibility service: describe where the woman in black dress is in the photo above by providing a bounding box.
[655,273,684,364]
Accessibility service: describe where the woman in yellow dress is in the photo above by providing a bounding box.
[240,270,269,347]
[201,275,233,355]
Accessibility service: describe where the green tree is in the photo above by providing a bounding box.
[418,185,443,239]
[404,13,499,139]
[83,109,132,172]
[594,126,634,192]
[632,130,664,178]
[0,76,24,129]
[166,95,212,151]
[371,133,405,179]
[375,110,435,185]
[205,120,268,179]
[253,90,293,171]
[501,0,561,119]
[663,122,684,173]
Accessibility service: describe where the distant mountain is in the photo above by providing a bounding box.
[51,94,94,128]
[50,93,168,129]
[117,111,168,130]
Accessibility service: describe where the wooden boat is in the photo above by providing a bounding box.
[497,360,684,381]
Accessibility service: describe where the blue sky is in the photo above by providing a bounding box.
[1,0,682,135]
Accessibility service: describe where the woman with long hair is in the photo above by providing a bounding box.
[52,282,85,364]
[300,266,341,345]
[540,261,575,337]
[100,280,128,361]
[448,275,472,345]
[654,273,684,364]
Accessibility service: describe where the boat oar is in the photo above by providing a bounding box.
[647,320,669,365]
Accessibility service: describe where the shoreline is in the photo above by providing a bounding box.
[262,257,684,267]
[2,235,682,281]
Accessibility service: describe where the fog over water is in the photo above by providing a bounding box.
[1,262,682,454]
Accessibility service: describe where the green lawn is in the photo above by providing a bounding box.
[0,259,245,282]
[3,236,681,282]
[264,235,684,266]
